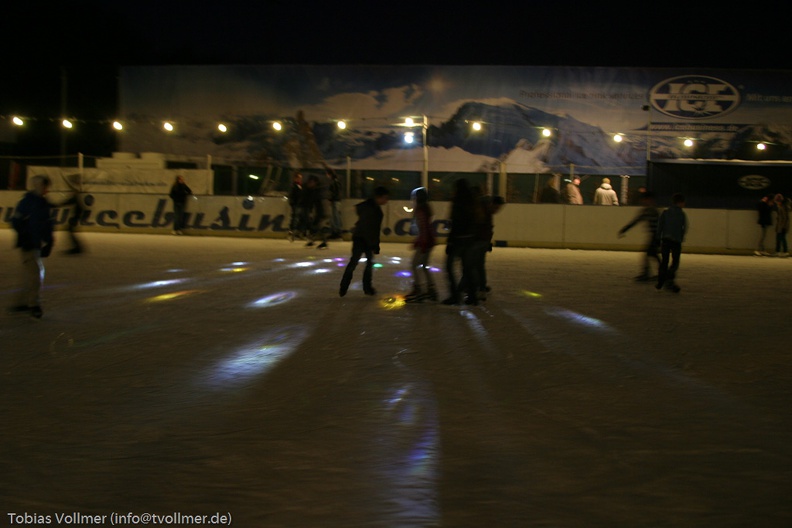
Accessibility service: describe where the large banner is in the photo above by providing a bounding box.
[118,65,792,177]
[26,167,214,195]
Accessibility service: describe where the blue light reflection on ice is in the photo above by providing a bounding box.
[131,278,188,290]
[377,381,440,525]
[248,291,297,308]
[395,270,412,278]
[205,326,308,388]
[545,307,611,331]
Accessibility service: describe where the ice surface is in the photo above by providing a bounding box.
[1,231,791,526]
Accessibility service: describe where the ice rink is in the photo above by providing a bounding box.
[1,230,791,527]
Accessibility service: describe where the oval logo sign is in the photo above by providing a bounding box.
[650,75,741,120]
[738,174,771,190]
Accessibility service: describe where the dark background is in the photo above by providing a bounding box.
[3,0,791,157]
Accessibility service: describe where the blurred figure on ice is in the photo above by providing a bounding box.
[473,195,505,299]
[60,190,86,255]
[656,193,687,293]
[618,190,660,281]
[169,175,192,235]
[302,174,328,249]
[442,178,480,306]
[773,193,790,257]
[339,186,390,297]
[404,187,437,303]
[593,177,619,205]
[8,175,54,319]
[755,194,773,256]
[324,163,343,239]
[287,172,303,241]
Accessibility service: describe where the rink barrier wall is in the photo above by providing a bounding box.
[0,191,767,255]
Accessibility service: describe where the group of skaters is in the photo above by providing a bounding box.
[338,177,505,305]
[755,193,791,257]
[287,164,343,250]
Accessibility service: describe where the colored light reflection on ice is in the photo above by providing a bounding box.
[290,261,316,269]
[219,266,249,273]
[379,295,406,310]
[146,290,199,302]
[546,307,610,330]
[133,278,188,290]
[395,270,412,278]
[375,381,440,525]
[248,291,297,308]
[521,290,543,298]
[373,263,384,269]
[207,326,307,387]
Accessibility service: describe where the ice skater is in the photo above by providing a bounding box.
[287,172,303,241]
[169,175,192,235]
[339,186,390,297]
[8,175,54,318]
[442,178,480,305]
[404,187,437,303]
[618,190,660,281]
[656,193,687,293]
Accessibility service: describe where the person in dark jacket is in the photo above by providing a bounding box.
[755,194,773,255]
[339,186,390,297]
[442,178,479,305]
[656,193,687,293]
[9,175,54,318]
[288,172,303,240]
[302,174,328,249]
[169,175,192,235]
[324,163,343,238]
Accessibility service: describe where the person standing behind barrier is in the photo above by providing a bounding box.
[339,186,390,297]
[169,175,192,235]
[324,164,343,239]
[593,177,619,205]
[755,194,773,256]
[564,176,583,205]
[539,177,560,203]
[404,187,437,303]
[288,172,303,241]
[8,175,54,319]
[773,193,790,257]
[442,178,479,306]
[618,190,660,281]
[656,193,687,293]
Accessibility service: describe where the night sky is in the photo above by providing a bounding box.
[3,0,790,156]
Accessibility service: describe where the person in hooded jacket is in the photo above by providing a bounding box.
[9,175,54,318]
[339,186,390,297]
[593,177,619,205]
